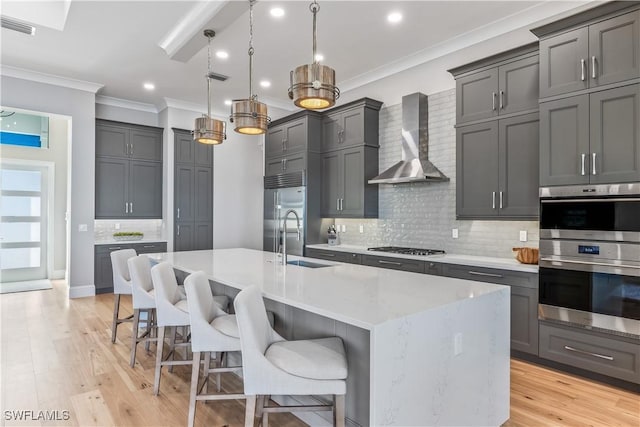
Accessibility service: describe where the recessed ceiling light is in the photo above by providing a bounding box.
[216,50,229,59]
[260,80,271,88]
[224,99,232,106]
[314,53,324,62]
[270,7,285,18]
[143,82,155,90]
[387,12,403,24]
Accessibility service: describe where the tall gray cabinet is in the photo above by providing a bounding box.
[95,120,163,219]
[533,3,640,186]
[449,43,540,219]
[174,129,214,251]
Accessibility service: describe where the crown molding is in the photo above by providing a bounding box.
[259,96,297,112]
[160,97,228,119]
[0,65,103,93]
[95,95,158,113]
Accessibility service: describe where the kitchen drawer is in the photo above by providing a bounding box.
[133,242,167,254]
[424,261,443,276]
[441,264,537,288]
[362,255,425,274]
[305,248,361,264]
[539,322,640,384]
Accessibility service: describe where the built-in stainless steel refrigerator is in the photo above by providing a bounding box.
[263,186,305,256]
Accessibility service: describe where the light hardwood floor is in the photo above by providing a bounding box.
[1,280,638,426]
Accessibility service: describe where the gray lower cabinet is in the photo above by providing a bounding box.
[321,146,379,218]
[540,85,640,186]
[539,322,640,384]
[174,129,214,252]
[94,242,167,293]
[457,113,539,219]
[305,248,362,264]
[362,255,425,274]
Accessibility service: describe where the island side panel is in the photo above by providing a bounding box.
[370,287,510,426]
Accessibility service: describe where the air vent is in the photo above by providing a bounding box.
[264,171,305,189]
[1,17,36,35]
[207,71,228,82]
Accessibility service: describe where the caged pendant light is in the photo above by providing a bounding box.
[230,0,270,135]
[288,0,339,110]
[193,30,226,145]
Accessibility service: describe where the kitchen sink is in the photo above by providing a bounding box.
[286,260,333,268]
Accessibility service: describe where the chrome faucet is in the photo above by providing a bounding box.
[281,209,301,265]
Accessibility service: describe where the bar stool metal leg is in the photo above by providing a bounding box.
[111,294,121,343]
[130,309,140,367]
[153,326,166,396]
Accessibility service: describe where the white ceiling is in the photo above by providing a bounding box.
[1,1,601,119]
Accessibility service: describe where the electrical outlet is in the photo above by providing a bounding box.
[519,230,527,242]
[359,224,364,233]
[115,223,120,230]
[78,224,88,232]
[341,224,346,233]
[454,333,463,356]
[452,228,459,239]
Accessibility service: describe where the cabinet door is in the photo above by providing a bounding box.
[341,107,365,147]
[130,128,163,161]
[282,153,306,174]
[499,113,539,218]
[175,165,194,222]
[174,223,194,252]
[539,27,589,98]
[194,222,213,250]
[265,157,285,177]
[175,131,194,164]
[539,95,590,186]
[456,68,499,124]
[341,147,365,216]
[322,111,342,151]
[265,125,285,158]
[95,158,129,218]
[590,84,640,184]
[194,167,213,222]
[194,139,214,167]
[589,10,640,87]
[322,152,341,216]
[499,55,539,115]
[283,118,307,154]
[456,122,499,218]
[96,123,128,158]
[94,249,114,293]
[129,161,162,218]
[510,286,539,355]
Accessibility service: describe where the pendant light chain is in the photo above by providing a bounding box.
[206,32,212,117]
[248,0,255,100]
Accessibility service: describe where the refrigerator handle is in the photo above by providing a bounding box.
[273,191,278,253]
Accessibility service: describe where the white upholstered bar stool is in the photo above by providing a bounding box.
[184,271,245,427]
[150,261,194,396]
[127,255,158,367]
[234,286,348,427]
[110,248,137,343]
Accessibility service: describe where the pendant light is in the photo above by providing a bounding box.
[193,30,226,145]
[230,0,270,135]
[288,0,339,110]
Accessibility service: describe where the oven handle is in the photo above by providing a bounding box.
[540,257,640,270]
[540,197,640,203]
[563,345,613,361]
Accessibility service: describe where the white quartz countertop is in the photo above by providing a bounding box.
[306,244,539,273]
[95,238,167,245]
[148,248,507,330]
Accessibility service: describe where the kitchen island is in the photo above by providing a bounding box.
[149,248,510,426]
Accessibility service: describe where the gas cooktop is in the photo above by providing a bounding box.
[367,246,446,256]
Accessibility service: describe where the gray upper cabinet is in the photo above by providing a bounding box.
[453,45,539,125]
[175,130,212,166]
[322,99,382,151]
[321,151,341,217]
[537,9,640,98]
[95,120,163,219]
[540,85,640,186]
[265,117,308,159]
[457,114,539,219]
[265,152,306,177]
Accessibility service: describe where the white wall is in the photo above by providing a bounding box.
[1,116,69,276]
[96,103,159,127]
[1,75,97,297]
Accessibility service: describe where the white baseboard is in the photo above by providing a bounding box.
[52,270,66,280]
[69,284,96,298]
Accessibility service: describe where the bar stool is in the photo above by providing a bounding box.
[184,271,245,427]
[110,248,137,343]
[234,286,348,427]
[150,262,194,396]
[127,255,158,367]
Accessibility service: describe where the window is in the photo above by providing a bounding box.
[0,110,49,149]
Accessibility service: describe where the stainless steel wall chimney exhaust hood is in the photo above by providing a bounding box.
[369,92,448,184]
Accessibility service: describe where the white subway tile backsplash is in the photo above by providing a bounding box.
[94,219,164,241]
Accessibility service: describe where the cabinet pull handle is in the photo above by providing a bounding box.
[378,260,402,266]
[130,143,133,156]
[499,90,504,110]
[468,271,503,278]
[177,225,180,236]
[282,140,286,152]
[564,345,613,361]
[109,247,122,250]
[177,208,180,219]
[340,198,343,211]
[592,153,596,175]
[130,202,133,213]
[499,191,503,209]
[492,92,496,111]
[143,245,155,248]
[581,153,586,176]
[492,191,496,209]
[337,198,340,211]
[591,56,596,79]
[281,159,285,170]
[580,59,586,81]
[125,202,128,213]
[325,253,336,257]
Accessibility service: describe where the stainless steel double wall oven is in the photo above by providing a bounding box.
[538,183,640,338]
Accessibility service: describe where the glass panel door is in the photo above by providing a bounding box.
[0,165,48,282]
